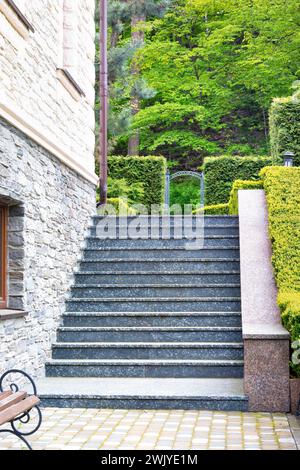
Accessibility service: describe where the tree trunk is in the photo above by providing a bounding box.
[128,14,145,156]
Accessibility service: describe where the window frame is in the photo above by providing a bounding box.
[0,207,8,309]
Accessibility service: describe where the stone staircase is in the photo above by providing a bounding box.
[40,216,248,410]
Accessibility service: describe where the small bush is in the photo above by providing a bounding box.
[261,166,300,377]
[228,180,263,215]
[108,156,167,209]
[194,203,229,215]
[98,197,137,215]
[269,97,300,166]
[107,177,145,205]
[204,155,276,205]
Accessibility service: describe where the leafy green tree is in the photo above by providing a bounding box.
[109,0,299,167]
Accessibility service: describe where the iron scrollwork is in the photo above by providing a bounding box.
[0,369,42,450]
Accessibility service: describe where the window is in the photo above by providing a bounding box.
[0,207,7,309]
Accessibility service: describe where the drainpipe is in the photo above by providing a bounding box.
[99,0,108,205]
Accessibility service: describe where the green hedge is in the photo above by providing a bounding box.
[194,203,229,215]
[261,166,300,377]
[269,97,300,166]
[108,156,167,209]
[203,155,276,205]
[228,180,263,215]
[98,198,137,215]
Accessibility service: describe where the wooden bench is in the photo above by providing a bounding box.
[0,370,42,450]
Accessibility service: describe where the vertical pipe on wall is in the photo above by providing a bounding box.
[99,0,108,205]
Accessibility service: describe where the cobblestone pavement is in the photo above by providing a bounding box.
[0,408,298,450]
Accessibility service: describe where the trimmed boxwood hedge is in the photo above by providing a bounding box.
[194,203,229,215]
[97,198,137,215]
[270,97,300,167]
[228,180,263,215]
[261,166,300,377]
[108,156,167,209]
[203,155,276,205]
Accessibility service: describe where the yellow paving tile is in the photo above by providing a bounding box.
[0,408,298,450]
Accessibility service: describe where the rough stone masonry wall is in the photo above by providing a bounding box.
[0,118,95,378]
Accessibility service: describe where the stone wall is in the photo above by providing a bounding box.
[0,0,96,182]
[0,117,96,378]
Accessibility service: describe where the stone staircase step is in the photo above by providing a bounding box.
[45,358,244,378]
[57,326,243,343]
[85,236,240,249]
[92,215,239,227]
[70,284,241,299]
[62,312,242,327]
[66,297,241,312]
[37,377,248,411]
[52,342,244,360]
[79,259,241,273]
[82,247,240,261]
[73,272,241,285]
[89,225,240,237]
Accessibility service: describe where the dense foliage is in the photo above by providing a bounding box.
[107,0,300,167]
[204,155,274,205]
[270,97,300,166]
[169,177,200,210]
[228,180,263,215]
[108,155,167,209]
[195,203,229,215]
[261,167,300,376]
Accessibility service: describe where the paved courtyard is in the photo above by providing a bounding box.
[0,408,299,450]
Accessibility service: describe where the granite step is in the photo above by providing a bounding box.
[62,312,242,328]
[57,326,243,343]
[92,215,239,227]
[79,259,241,273]
[85,236,240,249]
[66,297,241,312]
[37,377,249,411]
[45,358,244,378]
[82,247,240,261]
[52,342,244,360]
[89,225,240,237]
[70,284,241,299]
[73,272,241,286]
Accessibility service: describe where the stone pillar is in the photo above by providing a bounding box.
[238,190,290,412]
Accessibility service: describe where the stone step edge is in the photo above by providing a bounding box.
[66,297,241,302]
[79,258,240,263]
[82,247,240,252]
[39,393,247,402]
[86,235,240,240]
[63,311,242,317]
[74,271,241,275]
[46,359,244,366]
[70,283,241,289]
[52,342,244,349]
[58,326,242,332]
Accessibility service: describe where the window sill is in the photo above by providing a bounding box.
[0,0,34,39]
[0,309,28,321]
[56,69,85,102]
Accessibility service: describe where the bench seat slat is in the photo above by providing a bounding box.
[0,396,40,427]
[0,391,12,400]
[0,391,27,412]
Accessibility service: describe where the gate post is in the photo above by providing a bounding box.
[165,170,170,206]
[200,173,205,208]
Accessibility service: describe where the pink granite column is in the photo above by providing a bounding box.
[239,190,290,412]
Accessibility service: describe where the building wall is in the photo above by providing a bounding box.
[0,0,97,183]
[0,118,95,377]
